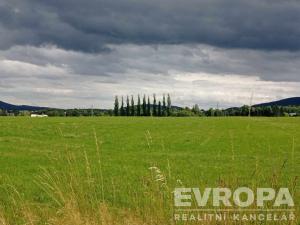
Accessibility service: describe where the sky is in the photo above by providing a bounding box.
[0,0,300,109]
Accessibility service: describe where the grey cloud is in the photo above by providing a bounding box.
[1,44,300,109]
[2,44,300,82]
[0,0,300,52]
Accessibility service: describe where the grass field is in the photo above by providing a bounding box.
[0,117,299,224]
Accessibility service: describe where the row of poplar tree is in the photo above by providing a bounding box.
[114,94,172,116]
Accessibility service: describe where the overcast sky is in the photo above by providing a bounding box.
[1,0,300,109]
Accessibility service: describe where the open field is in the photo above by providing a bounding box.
[0,117,299,224]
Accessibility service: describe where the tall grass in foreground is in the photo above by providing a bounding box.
[0,130,173,225]
[0,130,298,225]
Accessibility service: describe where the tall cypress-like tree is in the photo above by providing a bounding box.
[126,95,130,116]
[142,94,147,116]
[153,94,157,116]
[167,93,172,116]
[114,96,119,116]
[162,94,166,116]
[137,94,141,116]
[158,101,162,117]
[131,95,135,116]
[120,96,125,116]
[147,96,151,116]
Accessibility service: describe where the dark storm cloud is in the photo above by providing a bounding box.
[0,0,300,52]
[1,44,300,109]
[1,0,300,108]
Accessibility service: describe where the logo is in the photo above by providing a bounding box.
[174,187,296,223]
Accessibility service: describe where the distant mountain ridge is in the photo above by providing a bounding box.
[0,101,48,111]
[253,97,300,107]
[1,97,300,111]
[0,100,183,111]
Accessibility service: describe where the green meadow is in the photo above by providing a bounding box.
[0,117,299,224]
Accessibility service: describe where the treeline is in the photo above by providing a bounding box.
[1,99,299,117]
[226,105,300,117]
[187,105,300,117]
[114,94,172,116]
[0,108,113,117]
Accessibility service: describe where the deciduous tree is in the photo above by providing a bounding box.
[114,96,119,116]
[131,95,135,116]
[162,94,167,116]
[142,94,147,116]
[137,95,141,116]
[126,95,130,116]
[153,94,157,116]
[167,93,172,116]
[120,96,125,116]
[147,96,151,116]
[158,101,162,117]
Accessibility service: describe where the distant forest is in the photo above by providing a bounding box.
[112,94,300,117]
[113,94,172,117]
[0,94,300,117]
